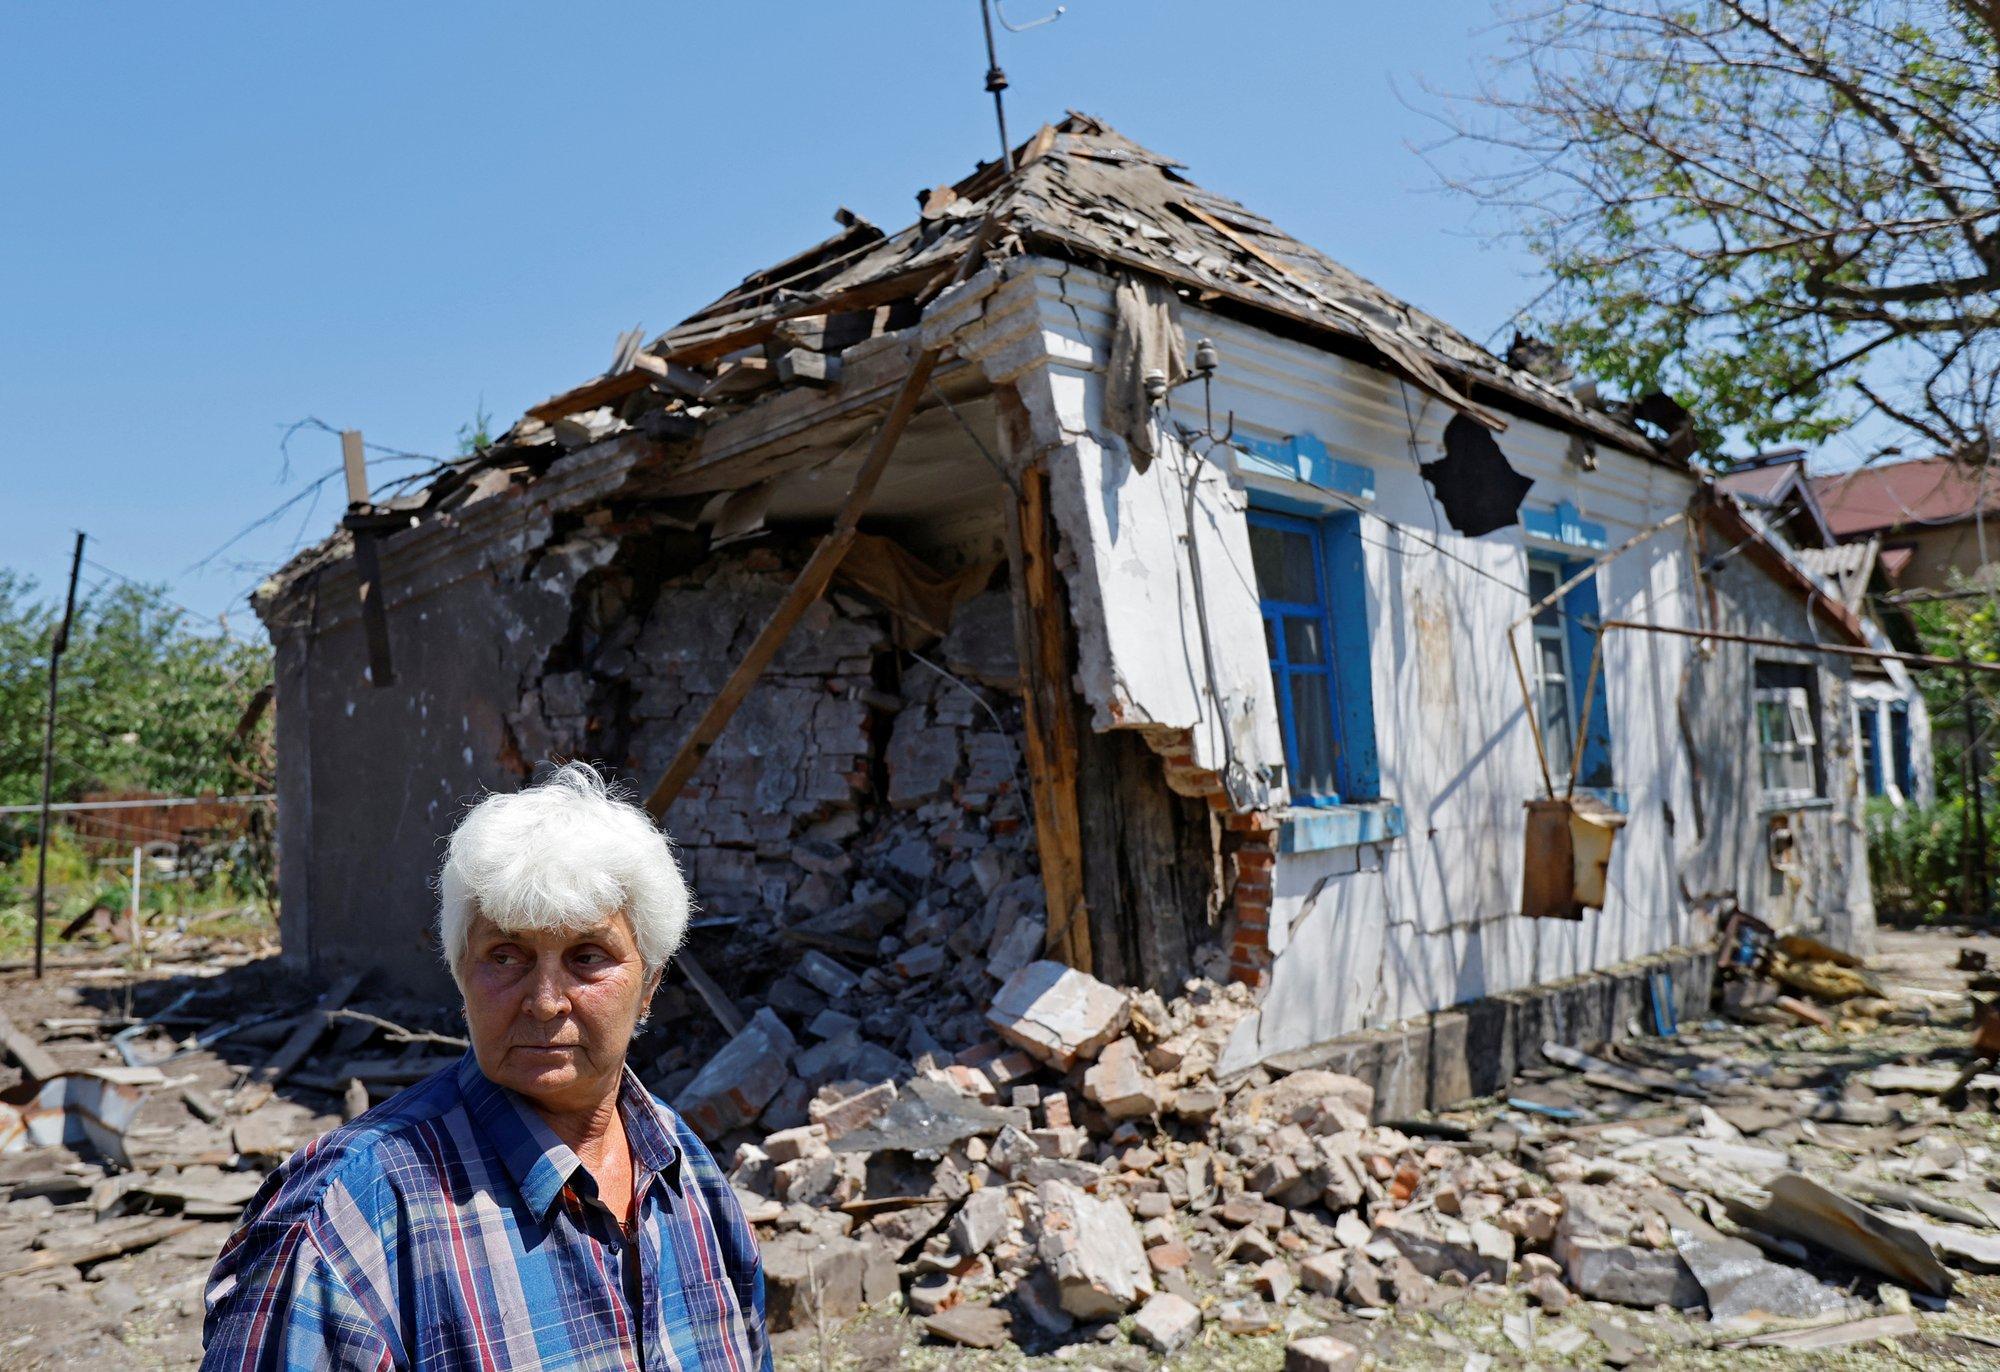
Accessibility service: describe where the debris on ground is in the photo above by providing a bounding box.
[5,924,2000,1369]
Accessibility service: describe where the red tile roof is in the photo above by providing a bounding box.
[1807,457,2000,538]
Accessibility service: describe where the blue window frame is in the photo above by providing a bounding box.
[1247,509,1379,805]
[1525,554,1614,790]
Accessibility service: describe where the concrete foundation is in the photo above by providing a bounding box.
[1256,944,1715,1119]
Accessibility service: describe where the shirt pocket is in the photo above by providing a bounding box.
[657,1277,756,1369]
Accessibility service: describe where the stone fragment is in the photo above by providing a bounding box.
[1238,1070,1374,1130]
[895,943,946,979]
[1216,1298,1280,1335]
[1170,1085,1225,1122]
[1371,1209,1510,1284]
[1333,1210,1371,1249]
[986,961,1130,1071]
[796,950,858,998]
[1131,1292,1203,1354]
[1221,1194,1286,1231]
[1300,1249,1347,1295]
[806,1008,859,1041]
[1042,1091,1073,1128]
[809,1080,898,1141]
[1524,1273,1571,1311]
[761,1231,870,1331]
[1035,1179,1154,1319]
[673,1008,797,1137]
[1134,1191,1174,1220]
[1285,1334,1362,1372]
[1147,1240,1192,1272]
[1082,1037,1162,1120]
[763,1124,830,1165]
[1256,1257,1296,1304]
[921,1302,1011,1349]
[1553,1184,1703,1309]
[951,1186,1011,1256]
[1499,1195,1562,1243]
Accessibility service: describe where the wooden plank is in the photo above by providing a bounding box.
[235,972,363,1112]
[340,429,369,506]
[0,1217,198,1280]
[674,951,747,1038]
[994,410,1090,974]
[641,217,1005,821]
[0,1008,61,1082]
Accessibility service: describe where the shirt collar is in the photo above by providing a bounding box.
[457,1051,682,1219]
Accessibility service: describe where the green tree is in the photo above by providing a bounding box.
[1441,1,2000,458]
[0,570,272,815]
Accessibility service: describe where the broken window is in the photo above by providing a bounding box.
[1247,509,1379,805]
[1754,661,1823,802]
[1525,555,1615,790]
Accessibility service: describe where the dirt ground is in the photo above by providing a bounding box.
[3,927,1998,1371]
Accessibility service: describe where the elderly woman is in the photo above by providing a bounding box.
[202,764,768,1371]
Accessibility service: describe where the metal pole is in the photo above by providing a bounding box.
[978,0,1014,170]
[1966,670,1989,920]
[31,532,86,979]
[129,845,143,956]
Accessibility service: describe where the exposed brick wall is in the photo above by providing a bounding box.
[1221,808,1279,988]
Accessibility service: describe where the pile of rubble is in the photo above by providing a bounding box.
[687,936,2000,1365]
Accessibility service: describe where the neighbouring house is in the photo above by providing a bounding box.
[1721,454,1935,808]
[1809,454,2000,591]
[253,115,1887,1100]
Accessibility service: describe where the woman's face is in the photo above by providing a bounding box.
[460,908,658,1117]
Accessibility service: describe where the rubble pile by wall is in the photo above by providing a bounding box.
[500,537,1060,1079]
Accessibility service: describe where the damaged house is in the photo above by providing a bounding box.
[253,114,1888,1111]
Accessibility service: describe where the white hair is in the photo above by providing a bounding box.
[437,762,691,986]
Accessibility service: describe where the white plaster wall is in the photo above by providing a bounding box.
[963,260,1715,1067]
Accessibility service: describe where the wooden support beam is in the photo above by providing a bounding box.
[234,971,363,1113]
[995,397,1090,972]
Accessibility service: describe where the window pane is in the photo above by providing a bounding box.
[1540,682,1573,778]
[1250,524,1318,604]
[1528,563,1563,628]
[1535,635,1568,688]
[1285,616,1325,665]
[1289,672,1338,798]
[1262,616,1277,660]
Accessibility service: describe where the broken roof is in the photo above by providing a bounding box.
[516,112,1658,453]
[258,113,1671,609]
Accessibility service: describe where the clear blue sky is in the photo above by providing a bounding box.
[3,2,1553,627]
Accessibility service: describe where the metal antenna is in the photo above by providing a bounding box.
[975,0,1067,172]
[977,0,1013,170]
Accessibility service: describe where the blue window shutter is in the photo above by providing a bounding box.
[1323,514,1379,801]
[1561,562,1614,789]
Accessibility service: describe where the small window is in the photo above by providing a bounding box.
[1857,702,1885,797]
[1247,510,1378,805]
[1754,661,1823,802]
[1524,555,1613,789]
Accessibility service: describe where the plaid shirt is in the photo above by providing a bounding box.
[203,1052,768,1371]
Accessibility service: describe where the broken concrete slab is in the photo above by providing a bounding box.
[1034,1178,1153,1319]
[673,1008,797,1138]
[921,1302,1011,1348]
[1081,1037,1161,1120]
[950,1185,1010,1256]
[828,1076,1011,1156]
[1131,1291,1202,1354]
[1554,1184,1703,1308]
[986,961,1129,1071]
